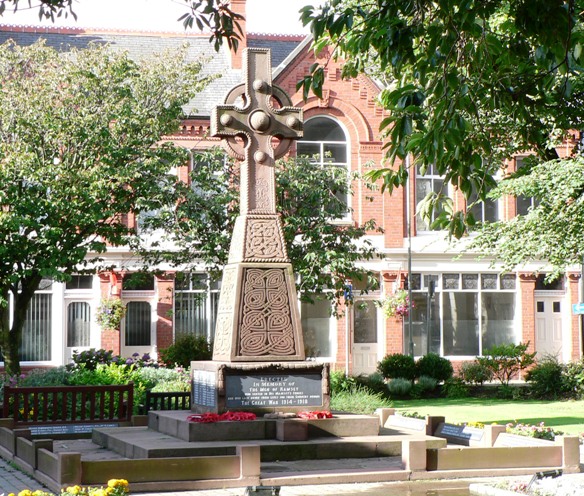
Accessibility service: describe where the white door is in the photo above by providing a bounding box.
[535,297,563,359]
[352,300,379,375]
[121,299,156,358]
[64,299,94,362]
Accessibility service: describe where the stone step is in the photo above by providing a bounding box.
[92,425,446,461]
[147,410,381,442]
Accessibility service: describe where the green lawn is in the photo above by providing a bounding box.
[391,398,584,435]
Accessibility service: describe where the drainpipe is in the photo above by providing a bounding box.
[406,155,414,357]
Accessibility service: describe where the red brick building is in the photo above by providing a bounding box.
[1,0,581,374]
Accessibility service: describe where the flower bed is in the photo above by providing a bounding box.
[10,479,129,496]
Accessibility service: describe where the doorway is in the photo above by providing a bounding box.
[352,299,379,375]
[121,299,156,358]
[534,294,563,359]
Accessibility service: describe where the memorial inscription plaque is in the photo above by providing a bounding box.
[225,373,322,408]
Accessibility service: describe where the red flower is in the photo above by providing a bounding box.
[187,411,257,423]
[297,411,333,419]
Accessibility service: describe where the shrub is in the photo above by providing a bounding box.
[416,353,453,382]
[355,372,388,395]
[378,353,416,380]
[525,357,566,399]
[459,360,493,385]
[563,359,584,399]
[411,375,438,399]
[158,334,212,368]
[476,342,536,386]
[442,377,469,398]
[330,371,357,394]
[387,377,413,397]
[68,348,117,371]
[330,385,392,414]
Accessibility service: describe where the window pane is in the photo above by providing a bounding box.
[409,274,422,290]
[123,273,154,291]
[443,274,460,290]
[354,300,377,344]
[296,142,321,160]
[21,294,52,361]
[301,299,332,357]
[303,118,345,141]
[323,143,347,163]
[67,302,91,347]
[443,292,479,356]
[404,292,441,355]
[481,274,498,290]
[481,292,516,350]
[66,275,93,290]
[537,301,544,312]
[125,302,151,346]
[462,274,478,290]
[500,274,516,290]
[175,292,208,338]
[553,301,561,313]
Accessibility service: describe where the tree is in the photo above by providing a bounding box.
[137,148,381,313]
[299,0,584,236]
[470,156,584,278]
[0,40,214,375]
[0,0,244,52]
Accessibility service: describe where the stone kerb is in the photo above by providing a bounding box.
[14,436,53,475]
[379,408,445,437]
[35,449,82,493]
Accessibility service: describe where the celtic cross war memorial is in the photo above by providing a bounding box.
[190,48,330,414]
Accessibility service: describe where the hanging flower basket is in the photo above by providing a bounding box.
[380,289,413,319]
[96,298,126,331]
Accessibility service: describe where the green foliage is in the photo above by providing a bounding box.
[0,40,214,375]
[378,353,417,380]
[477,342,536,386]
[330,385,392,414]
[329,370,358,394]
[387,377,413,397]
[68,348,116,371]
[158,334,212,368]
[442,378,470,399]
[300,0,584,238]
[526,357,567,399]
[561,359,584,399]
[459,360,494,385]
[354,372,387,395]
[471,157,584,278]
[380,289,411,318]
[416,353,453,382]
[142,151,381,313]
[411,375,438,399]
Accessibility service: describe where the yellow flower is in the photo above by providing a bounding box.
[107,479,128,488]
[64,486,82,495]
[90,490,107,496]
[18,490,33,496]
[8,493,16,496]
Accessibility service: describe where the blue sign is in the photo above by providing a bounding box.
[572,303,584,315]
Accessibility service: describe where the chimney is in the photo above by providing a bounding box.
[230,0,247,69]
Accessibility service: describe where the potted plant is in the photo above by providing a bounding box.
[96,297,126,331]
[380,289,413,319]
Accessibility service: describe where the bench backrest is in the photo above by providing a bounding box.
[2,383,133,427]
[143,390,190,414]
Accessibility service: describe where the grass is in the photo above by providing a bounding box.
[391,397,584,435]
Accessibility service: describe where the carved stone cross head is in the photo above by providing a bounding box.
[211,48,303,215]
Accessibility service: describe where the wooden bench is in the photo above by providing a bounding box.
[141,390,190,414]
[2,383,134,429]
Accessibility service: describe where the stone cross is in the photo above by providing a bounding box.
[210,48,306,362]
[213,48,303,214]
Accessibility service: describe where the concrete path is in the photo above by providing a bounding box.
[0,456,48,494]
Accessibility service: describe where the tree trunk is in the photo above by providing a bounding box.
[0,276,41,377]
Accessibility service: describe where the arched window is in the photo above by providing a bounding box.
[296,117,350,213]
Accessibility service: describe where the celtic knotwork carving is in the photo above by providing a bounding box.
[245,218,285,259]
[212,314,232,359]
[238,268,296,357]
[217,266,238,313]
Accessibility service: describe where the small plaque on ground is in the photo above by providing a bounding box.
[192,369,217,408]
[387,415,426,432]
[225,373,322,408]
[29,423,118,436]
[435,422,484,443]
[494,432,554,447]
